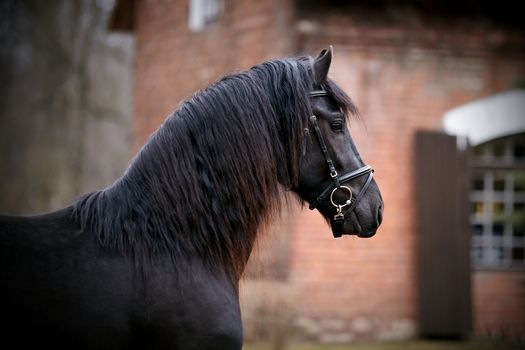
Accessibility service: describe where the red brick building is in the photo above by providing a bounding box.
[111,0,525,343]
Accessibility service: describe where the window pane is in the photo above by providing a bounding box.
[493,202,505,219]
[514,171,525,192]
[513,225,524,237]
[512,247,524,262]
[472,176,484,191]
[471,246,483,261]
[472,202,485,216]
[472,224,483,236]
[473,144,486,158]
[493,174,505,191]
[492,222,505,236]
[492,246,504,262]
[513,202,525,237]
[492,142,506,158]
[513,143,525,159]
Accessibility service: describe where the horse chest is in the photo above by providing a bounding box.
[129,264,243,349]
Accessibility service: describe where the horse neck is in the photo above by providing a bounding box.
[81,111,284,282]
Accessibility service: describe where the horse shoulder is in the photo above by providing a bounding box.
[131,263,243,350]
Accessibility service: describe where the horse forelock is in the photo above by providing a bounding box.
[72,55,352,280]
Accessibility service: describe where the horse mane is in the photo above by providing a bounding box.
[72,55,357,280]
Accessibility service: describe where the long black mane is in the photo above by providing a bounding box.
[73,56,356,280]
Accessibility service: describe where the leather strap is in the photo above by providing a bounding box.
[309,165,372,210]
[346,171,374,213]
[332,215,345,238]
[309,116,339,186]
[309,90,374,237]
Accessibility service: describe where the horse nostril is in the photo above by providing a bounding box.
[376,204,384,226]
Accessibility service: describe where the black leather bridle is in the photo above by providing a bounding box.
[308,90,374,238]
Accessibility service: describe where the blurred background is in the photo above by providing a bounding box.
[1,0,524,349]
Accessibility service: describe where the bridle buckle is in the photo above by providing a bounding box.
[334,208,345,221]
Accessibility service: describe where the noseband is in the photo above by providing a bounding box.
[308,90,374,238]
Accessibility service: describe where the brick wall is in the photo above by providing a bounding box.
[290,20,525,341]
[131,0,525,343]
[133,0,295,149]
[473,271,525,336]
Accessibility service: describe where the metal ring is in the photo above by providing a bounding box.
[330,185,353,208]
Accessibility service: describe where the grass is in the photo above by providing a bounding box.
[244,340,487,350]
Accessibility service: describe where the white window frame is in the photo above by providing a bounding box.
[188,0,223,32]
[470,133,525,269]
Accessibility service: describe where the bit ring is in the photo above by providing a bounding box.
[330,185,353,208]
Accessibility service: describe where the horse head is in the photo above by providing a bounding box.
[295,47,384,238]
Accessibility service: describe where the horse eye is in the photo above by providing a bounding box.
[330,121,344,132]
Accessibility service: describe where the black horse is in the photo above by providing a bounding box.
[0,47,383,349]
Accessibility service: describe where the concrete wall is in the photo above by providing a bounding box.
[0,0,133,214]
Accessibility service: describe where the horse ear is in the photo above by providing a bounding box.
[313,45,333,85]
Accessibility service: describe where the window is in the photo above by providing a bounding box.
[188,0,223,32]
[470,133,525,269]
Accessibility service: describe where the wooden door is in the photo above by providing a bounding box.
[415,131,471,338]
